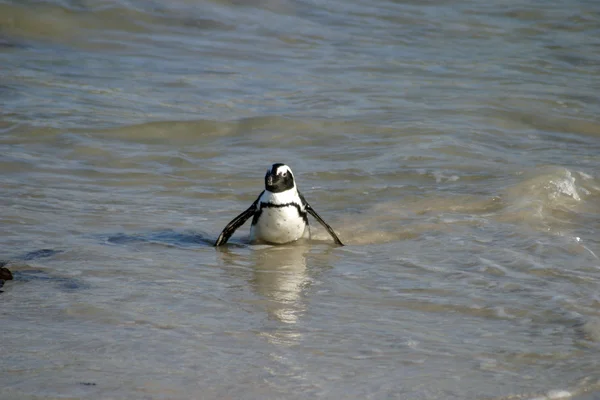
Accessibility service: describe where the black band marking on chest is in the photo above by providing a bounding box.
[251,202,309,225]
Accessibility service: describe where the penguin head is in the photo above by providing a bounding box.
[265,163,295,193]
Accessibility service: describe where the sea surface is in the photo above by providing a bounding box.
[1,0,600,399]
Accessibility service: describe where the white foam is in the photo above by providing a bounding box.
[546,389,571,399]
[527,390,573,400]
[576,171,593,181]
[547,170,580,201]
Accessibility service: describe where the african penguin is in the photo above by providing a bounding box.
[215,163,344,246]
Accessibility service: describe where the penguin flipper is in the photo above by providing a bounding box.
[299,194,344,246]
[214,193,262,246]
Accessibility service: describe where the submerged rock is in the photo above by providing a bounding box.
[0,262,13,289]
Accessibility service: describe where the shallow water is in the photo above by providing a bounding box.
[1,0,600,399]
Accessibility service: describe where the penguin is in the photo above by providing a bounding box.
[215,163,344,246]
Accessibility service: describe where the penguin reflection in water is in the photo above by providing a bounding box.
[215,163,344,246]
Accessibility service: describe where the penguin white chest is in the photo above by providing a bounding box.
[250,205,307,244]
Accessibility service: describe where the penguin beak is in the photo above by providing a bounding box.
[266,174,274,186]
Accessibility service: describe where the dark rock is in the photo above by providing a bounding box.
[0,266,13,281]
[0,263,13,290]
